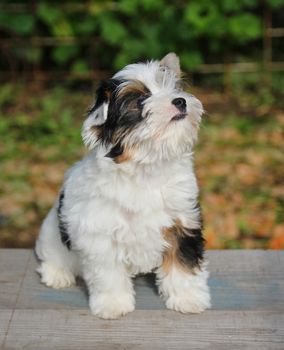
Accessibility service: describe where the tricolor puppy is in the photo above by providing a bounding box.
[35,53,211,319]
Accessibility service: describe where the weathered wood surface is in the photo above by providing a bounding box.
[0,249,283,349]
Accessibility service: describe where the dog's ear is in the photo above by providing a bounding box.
[87,79,118,126]
[82,79,119,148]
[160,52,181,78]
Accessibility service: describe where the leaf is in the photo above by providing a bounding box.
[114,52,131,70]
[73,18,97,35]
[52,46,79,65]
[119,0,139,14]
[37,2,62,24]
[37,2,73,37]
[71,60,89,74]
[0,13,35,35]
[141,0,165,11]
[228,14,261,42]
[52,19,74,37]
[184,2,222,35]
[181,51,203,70]
[99,14,127,44]
[267,0,284,8]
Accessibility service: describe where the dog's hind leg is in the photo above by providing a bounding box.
[35,205,79,289]
[156,224,211,313]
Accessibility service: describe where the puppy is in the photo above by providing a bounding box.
[35,53,211,319]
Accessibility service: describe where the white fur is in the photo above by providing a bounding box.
[156,263,211,313]
[36,55,211,319]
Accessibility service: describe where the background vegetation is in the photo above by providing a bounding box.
[0,0,283,72]
[0,0,283,249]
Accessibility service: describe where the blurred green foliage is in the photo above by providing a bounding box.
[0,0,283,73]
[0,85,85,164]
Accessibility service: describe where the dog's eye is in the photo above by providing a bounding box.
[137,95,149,109]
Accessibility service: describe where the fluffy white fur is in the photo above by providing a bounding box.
[35,53,211,319]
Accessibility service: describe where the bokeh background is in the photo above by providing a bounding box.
[0,0,283,249]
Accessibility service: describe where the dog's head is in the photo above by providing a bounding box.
[82,53,203,163]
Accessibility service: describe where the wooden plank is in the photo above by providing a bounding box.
[3,310,284,350]
[1,250,284,349]
[206,250,284,274]
[0,249,31,309]
[16,252,165,310]
[16,253,89,310]
[207,250,284,311]
[0,310,13,347]
[14,250,284,311]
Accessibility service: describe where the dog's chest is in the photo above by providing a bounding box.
[97,171,176,273]
[68,157,195,273]
[113,202,170,274]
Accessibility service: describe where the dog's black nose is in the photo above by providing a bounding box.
[172,98,187,112]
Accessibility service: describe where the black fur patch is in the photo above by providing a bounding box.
[93,79,150,147]
[87,79,121,117]
[177,228,205,269]
[105,143,124,158]
[58,190,71,250]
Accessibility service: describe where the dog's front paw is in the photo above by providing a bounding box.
[89,293,135,319]
[37,262,75,289]
[165,289,211,314]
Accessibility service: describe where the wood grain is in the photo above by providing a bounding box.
[0,310,13,346]
[3,310,284,350]
[0,249,31,309]
[0,249,283,349]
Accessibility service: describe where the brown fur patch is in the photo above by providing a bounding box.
[105,89,112,100]
[90,125,103,140]
[162,226,180,274]
[91,125,100,133]
[114,148,132,164]
[162,219,199,274]
[162,219,185,274]
[117,80,150,99]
